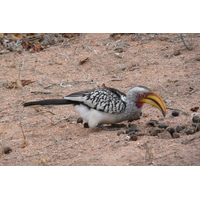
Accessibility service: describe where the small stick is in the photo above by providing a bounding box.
[100,138,125,148]
[52,114,71,125]
[167,107,189,115]
[31,91,51,94]
[110,78,122,81]
[19,116,27,142]
[180,33,190,50]
[42,141,68,149]
[152,152,175,161]
[4,152,43,160]
[43,84,55,89]
[60,79,94,87]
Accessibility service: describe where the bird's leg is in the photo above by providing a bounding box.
[83,122,89,128]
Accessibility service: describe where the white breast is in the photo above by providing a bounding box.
[74,104,122,128]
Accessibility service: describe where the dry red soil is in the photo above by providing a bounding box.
[0,33,200,165]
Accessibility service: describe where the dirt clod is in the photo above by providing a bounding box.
[125,125,139,133]
[166,127,175,135]
[172,132,180,138]
[196,57,200,61]
[158,124,168,129]
[185,128,195,135]
[172,111,180,117]
[117,131,125,136]
[190,107,199,112]
[176,125,185,133]
[149,128,163,136]
[192,115,200,123]
[3,147,12,154]
[157,131,172,139]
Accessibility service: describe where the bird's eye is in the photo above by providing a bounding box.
[138,93,145,98]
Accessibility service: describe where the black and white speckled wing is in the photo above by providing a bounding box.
[64,88,127,114]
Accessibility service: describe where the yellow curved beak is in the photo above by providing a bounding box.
[140,92,166,117]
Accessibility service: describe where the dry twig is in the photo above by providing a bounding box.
[31,91,51,94]
[4,152,43,160]
[180,33,191,50]
[60,79,94,88]
[167,107,189,116]
[52,114,71,125]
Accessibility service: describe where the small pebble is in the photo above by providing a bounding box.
[83,122,89,128]
[117,131,125,136]
[173,50,181,56]
[166,127,175,135]
[192,115,200,123]
[4,147,12,154]
[129,134,138,141]
[176,125,185,133]
[77,117,83,124]
[164,99,172,104]
[172,111,179,117]
[158,124,168,129]
[185,128,195,135]
[190,107,199,112]
[126,134,138,141]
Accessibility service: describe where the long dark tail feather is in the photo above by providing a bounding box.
[23,99,72,107]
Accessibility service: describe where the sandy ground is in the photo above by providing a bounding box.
[0,33,200,166]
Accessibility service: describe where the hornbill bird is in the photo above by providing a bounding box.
[23,86,166,128]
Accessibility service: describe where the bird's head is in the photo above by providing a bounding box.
[128,86,166,117]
